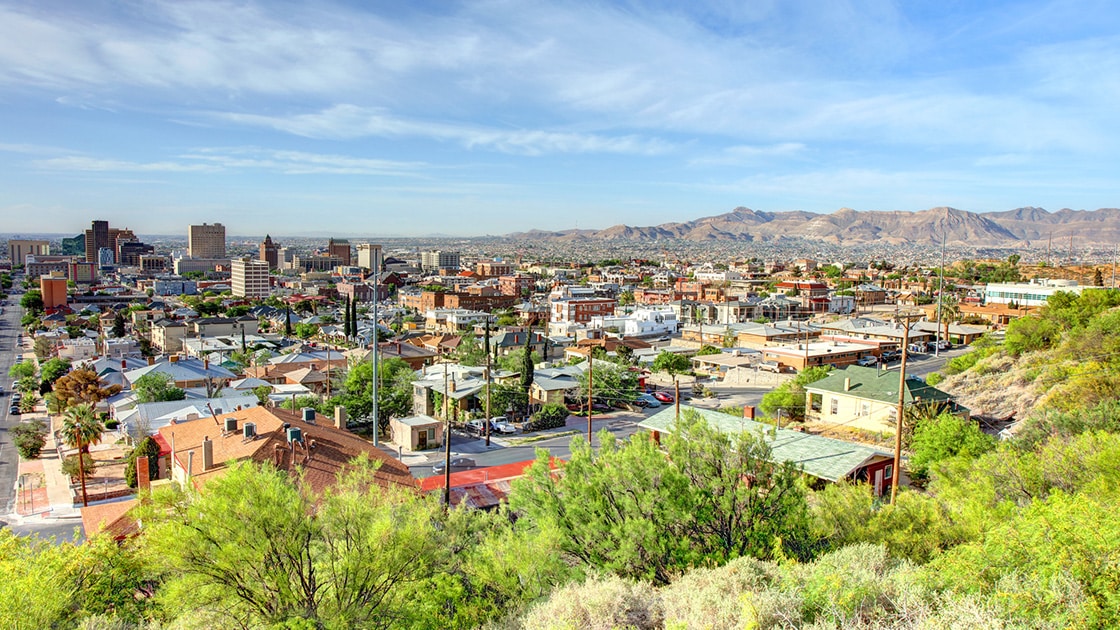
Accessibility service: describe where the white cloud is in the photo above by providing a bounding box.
[213,105,673,155]
[33,156,217,173]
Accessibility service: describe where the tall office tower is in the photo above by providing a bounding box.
[111,228,137,263]
[188,223,226,258]
[421,250,461,273]
[85,220,109,263]
[231,257,272,298]
[327,238,352,266]
[356,243,383,272]
[259,235,280,270]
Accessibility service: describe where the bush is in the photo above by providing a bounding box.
[61,453,95,481]
[104,419,119,430]
[11,420,47,459]
[910,414,996,481]
[925,372,944,386]
[523,403,569,432]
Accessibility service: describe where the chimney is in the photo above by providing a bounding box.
[202,436,214,471]
[121,359,127,370]
[844,377,851,392]
[448,378,457,393]
[147,356,155,366]
[137,456,150,491]
[334,406,347,430]
[204,358,209,370]
[743,406,755,420]
[170,354,179,363]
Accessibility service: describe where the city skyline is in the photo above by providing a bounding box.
[1,1,1118,236]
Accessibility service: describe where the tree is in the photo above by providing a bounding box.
[578,361,638,406]
[132,372,186,403]
[520,325,535,401]
[939,294,960,345]
[111,311,126,338]
[33,336,52,360]
[38,357,71,386]
[140,460,450,629]
[284,303,293,338]
[60,403,105,454]
[1094,267,1105,287]
[52,368,121,409]
[909,413,996,480]
[252,384,273,405]
[9,362,35,379]
[20,289,44,315]
[340,357,415,434]
[652,350,691,384]
[454,334,487,367]
[759,366,832,423]
[497,347,542,374]
[510,412,810,585]
[11,419,47,459]
[696,345,722,356]
[293,322,319,339]
[124,437,161,488]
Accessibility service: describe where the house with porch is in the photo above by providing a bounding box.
[638,405,896,496]
[804,365,966,435]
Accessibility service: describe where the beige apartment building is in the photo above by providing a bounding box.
[231,257,271,298]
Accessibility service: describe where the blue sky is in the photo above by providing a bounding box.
[1,0,1119,237]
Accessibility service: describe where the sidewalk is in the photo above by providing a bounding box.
[7,407,82,526]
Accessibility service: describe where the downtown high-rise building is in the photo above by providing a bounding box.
[187,223,226,259]
[231,257,271,298]
[357,243,383,272]
[259,235,280,270]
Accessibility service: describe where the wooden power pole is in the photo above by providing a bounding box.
[891,312,922,504]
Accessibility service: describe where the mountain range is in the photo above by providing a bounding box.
[509,207,1120,247]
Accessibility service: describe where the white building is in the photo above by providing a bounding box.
[357,243,383,272]
[231,257,271,298]
[589,306,679,337]
[984,279,1083,307]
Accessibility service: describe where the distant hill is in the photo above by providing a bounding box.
[508,206,1120,247]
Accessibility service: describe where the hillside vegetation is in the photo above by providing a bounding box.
[4,290,1120,629]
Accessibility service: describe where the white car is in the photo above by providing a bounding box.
[856,356,878,367]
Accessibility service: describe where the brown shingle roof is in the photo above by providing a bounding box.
[160,406,417,495]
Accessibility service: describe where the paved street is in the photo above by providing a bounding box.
[0,288,24,517]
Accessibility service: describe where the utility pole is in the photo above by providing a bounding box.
[586,348,594,443]
[325,343,331,400]
[934,206,947,357]
[443,362,451,507]
[484,317,492,447]
[76,430,88,507]
[891,312,921,504]
[372,296,379,446]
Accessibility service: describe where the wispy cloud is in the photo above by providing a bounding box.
[214,105,673,155]
[31,147,428,177]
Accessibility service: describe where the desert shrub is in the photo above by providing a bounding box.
[925,372,944,386]
[519,574,663,630]
[909,414,996,481]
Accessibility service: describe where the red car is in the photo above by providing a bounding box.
[653,391,674,403]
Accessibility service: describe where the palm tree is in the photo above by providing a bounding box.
[61,402,103,507]
[940,295,960,346]
[61,403,104,454]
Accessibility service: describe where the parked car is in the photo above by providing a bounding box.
[635,393,662,408]
[881,350,901,362]
[466,419,488,435]
[653,391,674,403]
[856,356,879,367]
[432,457,477,475]
[758,361,782,373]
[936,340,952,350]
[490,417,517,434]
[9,405,19,415]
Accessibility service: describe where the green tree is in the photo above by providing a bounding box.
[760,366,831,422]
[9,361,35,379]
[111,311,126,338]
[20,289,44,314]
[293,322,319,339]
[497,347,542,374]
[578,361,639,406]
[11,419,48,459]
[39,357,71,386]
[132,372,186,403]
[652,350,691,384]
[695,344,722,356]
[124,436,161,488]
[252,384,273,405]
[140,459,449,629]
[511,411,810,585]
[909,413,996,480]
[454,334,487,366]
[340,357,415,435]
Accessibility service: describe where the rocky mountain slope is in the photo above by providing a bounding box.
[509,206,1120,246]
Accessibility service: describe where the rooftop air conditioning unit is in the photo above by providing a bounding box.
[243,422,256,439]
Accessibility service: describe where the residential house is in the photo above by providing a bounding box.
[804,366,965,435]
[160,406,417,493]
[151,318,189,353]
[390,414,444,450]
[639,405,896,496]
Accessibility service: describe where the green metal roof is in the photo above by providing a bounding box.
[638,405,890,482]
[804,365,954,406]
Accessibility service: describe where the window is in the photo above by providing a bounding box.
[884,464,893,479]
[830,398,838,415]
[859,402,870,417]
[427,428,435,440]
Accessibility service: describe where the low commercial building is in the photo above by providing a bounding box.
[984,278,1082,307]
